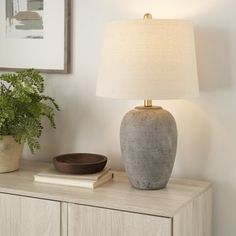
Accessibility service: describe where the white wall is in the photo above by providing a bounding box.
[23,0,236,235]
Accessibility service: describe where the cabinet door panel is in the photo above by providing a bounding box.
[0,193,60,236]
[68,204,171,236]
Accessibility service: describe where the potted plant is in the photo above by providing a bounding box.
[0,69,59,173]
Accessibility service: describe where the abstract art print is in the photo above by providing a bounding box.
[6,0,44,39]
[0,0,71,73]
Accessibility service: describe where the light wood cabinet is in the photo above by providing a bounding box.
[0,193,60,236]
[0,161,212,236]
[68,204,171,236]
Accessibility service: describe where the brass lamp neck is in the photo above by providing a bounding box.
[143,13,153,107]
[143,13,153,108]
[144,99,153,107]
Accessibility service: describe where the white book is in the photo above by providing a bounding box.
[34,167,113,189]
[35,166,111,181]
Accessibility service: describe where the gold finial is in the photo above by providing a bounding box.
[143,13,153,20]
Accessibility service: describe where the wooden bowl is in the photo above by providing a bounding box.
[53,153,107,174]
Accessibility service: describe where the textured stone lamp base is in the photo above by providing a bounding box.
[120,107,177,190]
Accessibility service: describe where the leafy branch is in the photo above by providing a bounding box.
[0,69,59,153]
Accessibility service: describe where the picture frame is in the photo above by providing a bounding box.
[0,0,71,74]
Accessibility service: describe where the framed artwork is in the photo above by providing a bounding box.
[0,0,71,73]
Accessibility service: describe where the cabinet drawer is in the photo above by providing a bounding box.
[0,193,61,236]
[68,204,171,236]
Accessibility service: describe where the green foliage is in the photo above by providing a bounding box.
[0,69,59,153]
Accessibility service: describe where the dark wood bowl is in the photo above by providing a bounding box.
[53,153,107,174]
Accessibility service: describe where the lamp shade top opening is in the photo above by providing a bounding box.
[96,19,199,100]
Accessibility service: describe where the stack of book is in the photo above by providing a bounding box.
[34,167,113,189]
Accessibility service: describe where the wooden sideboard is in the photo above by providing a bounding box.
[0,161,212,236]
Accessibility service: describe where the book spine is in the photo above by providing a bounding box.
[34,176,94,189]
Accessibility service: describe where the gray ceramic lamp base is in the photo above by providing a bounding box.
[120,106,177,190]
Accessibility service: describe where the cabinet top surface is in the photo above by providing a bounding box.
[0,160,211,217]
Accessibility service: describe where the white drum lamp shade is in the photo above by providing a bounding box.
[97,19,199,99]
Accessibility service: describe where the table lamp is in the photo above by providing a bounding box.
[96,13,199,190]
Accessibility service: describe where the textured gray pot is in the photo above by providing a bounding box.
[120,107,177,190]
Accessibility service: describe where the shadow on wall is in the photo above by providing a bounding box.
[195,26,232,91]
[177,25,236,236]
[172,100,213,178]
[194,24,235,134]
[173,21,236,182]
